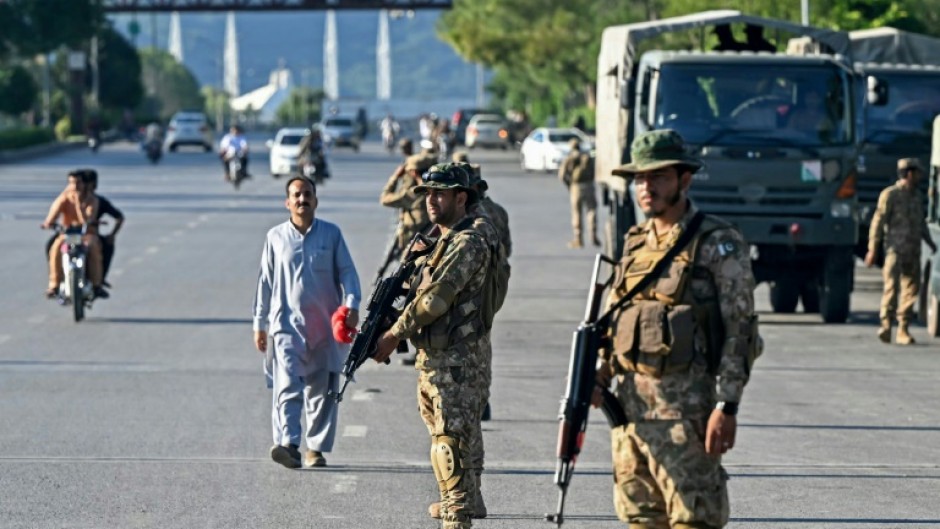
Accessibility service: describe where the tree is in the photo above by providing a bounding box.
[275,87,326,126]
[0,65,37,116]
[139,49,204,120]
[97,25,143,111]
[0,0,103,56]
[202,86,232,132]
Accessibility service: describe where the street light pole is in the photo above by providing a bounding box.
[801,0,809,25]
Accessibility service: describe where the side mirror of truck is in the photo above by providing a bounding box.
[620,79,635,110]
[866,76,888,106]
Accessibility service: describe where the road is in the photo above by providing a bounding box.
[1,140,939,528]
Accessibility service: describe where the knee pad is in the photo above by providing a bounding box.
[431,435,464,490]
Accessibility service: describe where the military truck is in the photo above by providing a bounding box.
[921,115,940,336]
[849,28,940,258]
[596,10,861,323]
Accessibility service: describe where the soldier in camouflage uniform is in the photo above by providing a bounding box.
[374,164,491,529]
[558,137,600,248]
[453,154,512,257]
[380,153,436,253]
[598,130,759,529]
[865,158,938,345]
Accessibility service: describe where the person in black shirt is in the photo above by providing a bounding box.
[81,170,124,288]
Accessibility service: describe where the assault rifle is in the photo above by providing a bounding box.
[546,212,704,527]
[331,234,432,402]
[373,223,403,287]
[546,254,628,527]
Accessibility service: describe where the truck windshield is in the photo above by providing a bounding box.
[654,63,851,147]
[864,72,940,145]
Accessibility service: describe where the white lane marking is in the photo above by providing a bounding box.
[331,475,358,494]
[129,257,144,265]
[187,221,199,229]
[27,315,46,325]
[146,247,159,254]
[110,268,124,277]
[342,425,368,438]
[351,391,373,402]
[159,236,171,244]
[322,515,345,520]
[173,230,184,237]
[0,335,10,346]
[198,214,210,222]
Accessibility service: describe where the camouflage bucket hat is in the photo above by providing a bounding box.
[611,129,703,176]
[455,162,487,192]
[405,153,436,172]
[897,157,923,172]
[415,163,477,198]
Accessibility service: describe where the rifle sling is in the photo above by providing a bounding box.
[596,211,705,328]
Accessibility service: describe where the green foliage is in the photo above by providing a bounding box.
[201,86,231,131]
[0,126,55,150]
[0,65,37,116]
[97,25,143,111]
[0,0,103,56]
[440,0,940,127]
[275,87,326,127]
[54,116,71,141]
[139,49,204,120]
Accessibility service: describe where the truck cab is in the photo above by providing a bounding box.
[921,115,940,337]
[596,11,859,322]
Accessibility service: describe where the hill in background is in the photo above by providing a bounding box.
[108,10,477,102]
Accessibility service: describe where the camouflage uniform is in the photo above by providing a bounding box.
[603,130,758,529]
[558,138,598,248]
[389,166,490,529]
[869,158,935,344]
[380,153,435,250]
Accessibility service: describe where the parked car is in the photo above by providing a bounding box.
[267,127,308,178]
[464,114,511,149]
[519,127,592,172]
[164,111,213,152]
[451,107,488,144]
[320,116,360,151]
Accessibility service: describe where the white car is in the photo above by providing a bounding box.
[519,127,592,172]
[464,113,511,149]
[164,111,213,152]
[267,128,308,178]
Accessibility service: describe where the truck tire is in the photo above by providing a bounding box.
[820,269,851,323]
[800,280,820,313]
[928,291,939,338]
[770,278,799,313]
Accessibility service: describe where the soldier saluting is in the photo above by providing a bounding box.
[865,158,937,345]
[597,130,759,529]
[373,164,491,529]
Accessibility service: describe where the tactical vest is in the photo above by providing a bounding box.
[409,220,487,353]
[609,218,727,378]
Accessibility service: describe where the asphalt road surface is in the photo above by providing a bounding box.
[1,139,939,529]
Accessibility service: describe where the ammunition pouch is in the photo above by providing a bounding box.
[611,300,696,377]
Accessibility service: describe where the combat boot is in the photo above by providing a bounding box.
[567,238,583,249]
[896,324,915,345]
[877,319,891,343]
[591,235,602,247]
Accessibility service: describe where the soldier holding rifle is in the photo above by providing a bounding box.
[595,130,759,529]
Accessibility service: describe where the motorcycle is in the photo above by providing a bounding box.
[223,147,249,190]
[48,224,95,322]
[144,139,162,164]
[301,149,330,185]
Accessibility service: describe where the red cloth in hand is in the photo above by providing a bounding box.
[331,306,356,344]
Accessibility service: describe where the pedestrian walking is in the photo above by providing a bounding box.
[252,176,361,469]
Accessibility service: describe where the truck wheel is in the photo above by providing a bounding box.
[770,279,799,313]
[918,262,931,326]
[800,279,820,313]
[820,270,851,323]
[928,291,939,338]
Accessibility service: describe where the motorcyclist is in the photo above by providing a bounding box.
[81,169,124,289]
[297,127,330,181]
[219,125,249,181]
[143,121,163,158]
[41,170,107,300]
[380,114,400,152]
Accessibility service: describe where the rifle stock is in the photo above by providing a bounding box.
[331,235,430,402]
[546,254,628,527]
